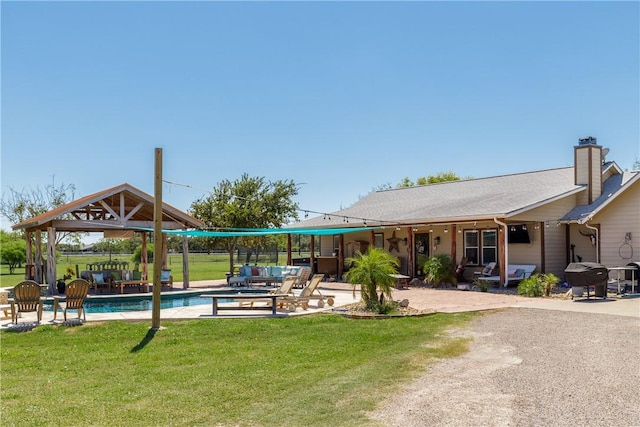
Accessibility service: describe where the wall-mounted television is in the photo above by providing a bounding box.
[509,224,530,244]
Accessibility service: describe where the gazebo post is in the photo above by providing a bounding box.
[25,231,33,280]
[161,234,168,269]
[286,234,292,265]
[182,235,189,289]
[35,230,43,284]
[47,226,56,294]
[141,233,148,280]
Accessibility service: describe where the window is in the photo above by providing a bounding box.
[482,230,497,264]
[464,229,498,265]
[374,233,384,249]
[464,231,479,264]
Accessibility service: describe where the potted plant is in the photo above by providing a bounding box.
[344,248,399,314]
[57,267,75,294]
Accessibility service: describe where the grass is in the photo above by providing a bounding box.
[1,252,304,288]
[1,312,476,426]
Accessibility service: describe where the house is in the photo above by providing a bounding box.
[293,138,640,285]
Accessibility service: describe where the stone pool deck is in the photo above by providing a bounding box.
[2,279,638,329]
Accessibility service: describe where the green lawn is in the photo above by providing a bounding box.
[1,312,476,426]
[1,252,298,288]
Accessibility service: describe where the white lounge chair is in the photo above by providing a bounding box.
[477,264,537,287]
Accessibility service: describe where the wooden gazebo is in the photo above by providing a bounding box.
[11,183,204,294]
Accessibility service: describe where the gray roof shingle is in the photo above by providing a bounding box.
[561,171,639,222]
[297,167,583,228]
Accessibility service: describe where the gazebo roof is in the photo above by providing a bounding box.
[11,183,203,233]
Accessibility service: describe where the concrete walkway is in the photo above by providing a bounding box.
[2,280,638,329]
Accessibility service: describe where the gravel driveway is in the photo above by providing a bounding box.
[369,308,640,426]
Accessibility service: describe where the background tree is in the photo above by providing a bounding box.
[367,172,467,197]
[633,157,640,171]
[0,178,81,244]
[189,174,299,273]
[0,231,27,274]
[396,171,465,187]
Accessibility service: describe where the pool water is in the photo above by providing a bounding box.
[43,290,269,313]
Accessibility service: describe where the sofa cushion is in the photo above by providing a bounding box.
[161,270,171,281]
[92,273,104,284]
[508,268,525,278]
[271,266,283,277]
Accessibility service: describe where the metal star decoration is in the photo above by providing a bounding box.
[387,231,401,253]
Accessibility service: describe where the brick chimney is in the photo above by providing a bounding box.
[574,136,603,204]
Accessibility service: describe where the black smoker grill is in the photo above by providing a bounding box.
[564,262,609,300]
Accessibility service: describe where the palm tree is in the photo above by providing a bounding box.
[344,248,399,312]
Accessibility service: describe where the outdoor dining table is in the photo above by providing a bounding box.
[113,280,149,294]
[608,266,637,294]
[201,293,289,316]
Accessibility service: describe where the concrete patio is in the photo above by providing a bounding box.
[2,279,638,329]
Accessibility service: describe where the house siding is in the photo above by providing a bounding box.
[594,180,640,268]
[513,195,578,277]
[567,224,597,264]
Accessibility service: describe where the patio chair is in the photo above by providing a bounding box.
[161,269,173,290]
[10,280,44,324]
[242,276,298,309]
[473,262,496,279]
[53,279,90,322]
[297,274,335,308]
[294,266,312,289]
[0,290,11,319]
[455,257,468,282]
[91,272,111,293]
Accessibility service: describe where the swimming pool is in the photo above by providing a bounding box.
[43,289,270,313]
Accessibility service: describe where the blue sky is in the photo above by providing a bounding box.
[2,1,639,235]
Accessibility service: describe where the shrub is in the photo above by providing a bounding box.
[344,248,399,314]
[132,246,153,263]
[517,273,560,297]
[423,254,456,287]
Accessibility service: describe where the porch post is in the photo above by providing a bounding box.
[406,227,414,277]
[451,225,457,267]
[370,229,375,248]
[498,224,506,284]
[286,234,292,265]
[310,235,316,274]
[338,234,344,279]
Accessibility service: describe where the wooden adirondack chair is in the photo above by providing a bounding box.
[53,279,90,322]
[10,280,44,324]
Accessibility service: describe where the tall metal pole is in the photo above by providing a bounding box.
[152,148,163,329]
